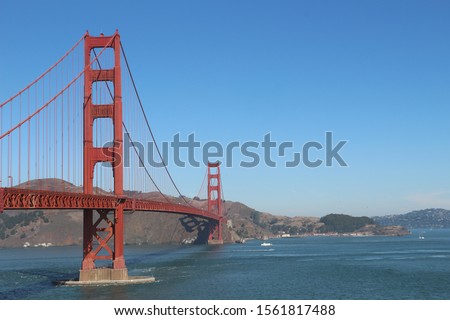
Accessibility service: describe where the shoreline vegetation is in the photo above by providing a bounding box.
[0,179,441,248]
[0,208,410,248]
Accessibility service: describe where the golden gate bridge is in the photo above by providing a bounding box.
[0,31,224,283]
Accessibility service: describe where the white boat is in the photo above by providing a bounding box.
[261,242,272,247]
[419,232,425,240]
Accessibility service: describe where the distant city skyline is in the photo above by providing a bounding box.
[1,0,450,217]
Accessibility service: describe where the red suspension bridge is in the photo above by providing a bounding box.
[0,31,224,282]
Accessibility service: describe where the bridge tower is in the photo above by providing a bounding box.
[80,31,128,281]
[207,162,224,244]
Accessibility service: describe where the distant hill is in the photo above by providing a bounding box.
[373,208,450,229]
[0,179,410,247]
[0,204,409,248]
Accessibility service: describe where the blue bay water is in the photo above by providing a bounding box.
[1,229,450,299]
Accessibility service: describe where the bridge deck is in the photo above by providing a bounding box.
[0,188,221,221]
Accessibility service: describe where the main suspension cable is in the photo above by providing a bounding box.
[0,33,87,109]
[120,42,196,208]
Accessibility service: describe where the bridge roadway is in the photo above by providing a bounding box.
[0,187,221,221]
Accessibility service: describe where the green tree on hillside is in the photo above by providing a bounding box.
[319,214,375,233]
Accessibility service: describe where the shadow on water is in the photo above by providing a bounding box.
[74,244,227,300]
[122,216,210,266]
[125,239,224,267]
[179,216,210,244]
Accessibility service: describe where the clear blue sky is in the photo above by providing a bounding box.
[1,0,450,217]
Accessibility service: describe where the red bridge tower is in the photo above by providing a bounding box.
[80,31,128,281]
[207,162,224,244]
